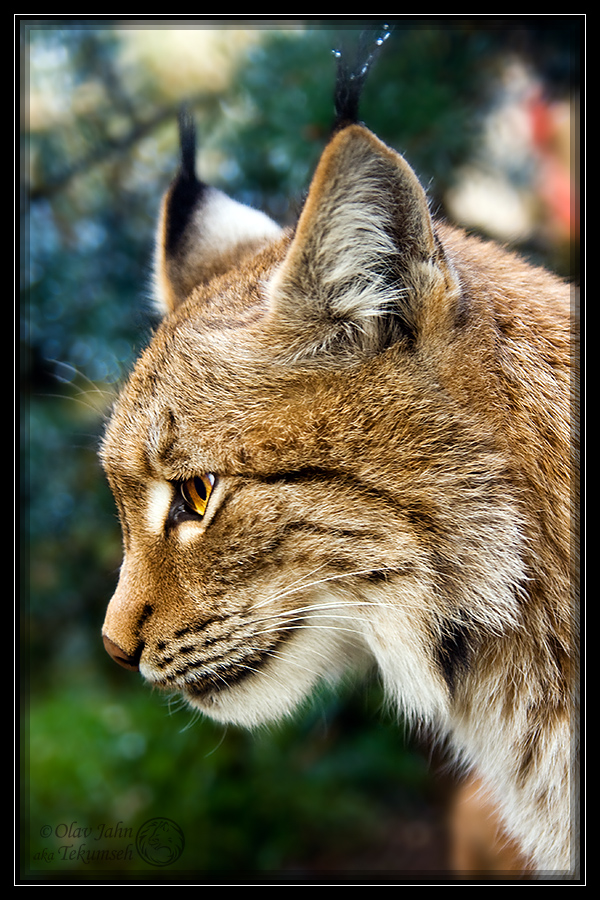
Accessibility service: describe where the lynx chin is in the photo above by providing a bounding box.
[100,56,579,878]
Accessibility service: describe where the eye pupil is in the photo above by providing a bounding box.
[180,474,215,517]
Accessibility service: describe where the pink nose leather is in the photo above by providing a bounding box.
[102,634,141,671]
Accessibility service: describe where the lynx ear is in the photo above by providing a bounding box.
[267,124,444,359]
[154,111,282,314]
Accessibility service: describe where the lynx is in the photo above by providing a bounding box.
[100,49,579,877]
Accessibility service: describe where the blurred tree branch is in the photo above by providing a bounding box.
[27,93,215,202]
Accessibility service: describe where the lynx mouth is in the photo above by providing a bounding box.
[140,641,276,701]
[178,655,280,721]
[182,664,259,699]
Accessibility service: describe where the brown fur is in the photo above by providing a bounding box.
[101,122,578,876]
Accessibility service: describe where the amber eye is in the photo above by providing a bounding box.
[180,474,215,518]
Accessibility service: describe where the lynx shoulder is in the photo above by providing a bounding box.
[101,80,578,876]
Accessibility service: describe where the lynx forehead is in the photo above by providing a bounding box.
[100,49,578,877]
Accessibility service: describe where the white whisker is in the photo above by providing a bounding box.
[250,564,400,613]
[252,598,400,625]
[249,562,331,611]
[254,622,368,643]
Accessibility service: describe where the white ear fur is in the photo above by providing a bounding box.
[154,184,282,315]
[267,124,437,359]
[196,187,282,260]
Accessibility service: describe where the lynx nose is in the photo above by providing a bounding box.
[102,633,141,672]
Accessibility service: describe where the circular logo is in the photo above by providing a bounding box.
[136,817,185,867]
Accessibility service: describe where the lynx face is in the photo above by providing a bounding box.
[101,120,554,728]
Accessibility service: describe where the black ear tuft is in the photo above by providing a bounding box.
[163,107,206,257]
[154,106,282,313]
[177,106,199,183]
[332,25,392,133]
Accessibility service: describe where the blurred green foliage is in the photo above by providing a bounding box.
[27,676,434,877]
[21,19,579,881]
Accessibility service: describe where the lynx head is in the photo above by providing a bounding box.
[100,52,528,729]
